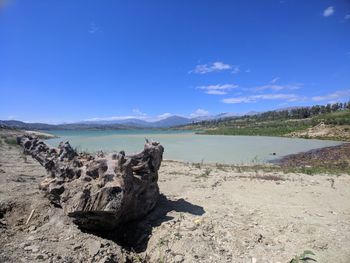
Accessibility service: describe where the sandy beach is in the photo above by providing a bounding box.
[0,132,350,263]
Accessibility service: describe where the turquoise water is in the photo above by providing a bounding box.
[45,130,341,164]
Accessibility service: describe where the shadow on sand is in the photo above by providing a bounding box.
[84,194,205,252]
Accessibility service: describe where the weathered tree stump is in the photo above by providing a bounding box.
[17,135,164,230]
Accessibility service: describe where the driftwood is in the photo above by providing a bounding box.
[17,135,164,230]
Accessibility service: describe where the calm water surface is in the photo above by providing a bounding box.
[46,130,341,164]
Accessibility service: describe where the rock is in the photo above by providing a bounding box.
[87,239,101,257]
[17,135,164,230]
[0,218,7,227]
[99,255,118,263]
[24,245,39,253]
[28,225,36,232]
[73,244,82,250]
[27,236,35,241]
[174,254,184,263]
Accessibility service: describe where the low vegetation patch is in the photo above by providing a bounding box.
[289,250,317,263]
[4,138,17,146]
[278,143,350,175]
[196,168,212,178]
[237,174,285,181]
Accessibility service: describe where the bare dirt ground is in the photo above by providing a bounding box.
[0,137,350,262]
[286,122,350,141]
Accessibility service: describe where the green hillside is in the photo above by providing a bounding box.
[181,104,350,141]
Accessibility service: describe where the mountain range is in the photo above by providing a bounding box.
[0,113,247,130]
[0,110,279,130]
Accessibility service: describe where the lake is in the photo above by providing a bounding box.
[45,130,341,164]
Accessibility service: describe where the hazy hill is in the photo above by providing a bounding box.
[0,115,194,130]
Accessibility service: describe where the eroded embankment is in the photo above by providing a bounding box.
[277,143,350,174]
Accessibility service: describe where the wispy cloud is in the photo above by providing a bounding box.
[311,89,350,102]
[89,22,99,34]
[190,61,234,74]
[190,109,210,117]
[270,77,280,84]
[205,90,228,95]
[132,108,147,116]
[86,108,148,121]
[254,84,301,92]
[222,93,302,104]
[231,66,240,74]
[86,115,146,121]
[156,113,173,119]
[323,6,334,17]
[345,14,350,20]
[250,78,302,92]
[197,84,238,95]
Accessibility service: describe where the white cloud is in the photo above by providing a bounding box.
[197,84,238,95]
[190,61,234,74]
[86,115,144,121]
[190,109,210,117]
[323,6,334,17]
[254,83,301,91]
[345,14,350,20]
[231,66,240,74]
[205,90,228,95]
[212,61,231,70]
[157,113,173,119]
[6,115,17,120]
[222,93,302,104]
[270,77,280,84]
[132,108,146,116]
[89,22,99,34]
[311,89,350,102]
[245,69,251,73]
[222,97,254,104]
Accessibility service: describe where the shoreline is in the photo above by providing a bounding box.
[1,128,348,175]
[195,130,350,142]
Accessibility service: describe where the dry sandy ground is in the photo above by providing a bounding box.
[287,122,350,141]
[0,142,350,263]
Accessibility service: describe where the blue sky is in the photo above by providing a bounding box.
[1,0,350,123]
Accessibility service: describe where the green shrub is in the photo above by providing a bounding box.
[289,250,317,263]
[4,138,17,145]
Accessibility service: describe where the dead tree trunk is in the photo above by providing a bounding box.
[17,135,164,230]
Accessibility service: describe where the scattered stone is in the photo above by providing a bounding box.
[174,254,184,263]
[28,225,36,232]
[27,236,35,241]
[73,244,82,250]
[99,255,118,263]
[87,239,101,257]
[24,245,39,253]
[257,234,263,243]
[0,218,7,227]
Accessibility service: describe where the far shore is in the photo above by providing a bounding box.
[1,127,349,175]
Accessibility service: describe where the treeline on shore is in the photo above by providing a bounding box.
[185,102,350,138]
